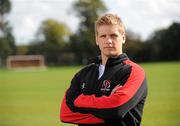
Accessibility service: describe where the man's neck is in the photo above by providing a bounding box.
[101,55,108,65]
[101,53,123,65]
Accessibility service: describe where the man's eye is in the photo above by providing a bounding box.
[100,35,106,38]
[111,34,118,38]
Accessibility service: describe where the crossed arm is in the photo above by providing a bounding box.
[60,92,104,124]
[73,63,146,119]
[60,60,147,123]
[60,72,105,124]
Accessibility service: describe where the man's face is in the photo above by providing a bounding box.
[96,25,125,58]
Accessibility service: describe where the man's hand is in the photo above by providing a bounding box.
[110,85,122,95]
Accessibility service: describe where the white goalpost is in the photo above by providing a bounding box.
[6,55,46,70]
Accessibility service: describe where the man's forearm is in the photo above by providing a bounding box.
[60,93,105,124]
[73,67,147,119]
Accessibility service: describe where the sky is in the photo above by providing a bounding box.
[8,0,180,45]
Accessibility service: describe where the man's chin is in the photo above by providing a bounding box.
[106,53,119,58]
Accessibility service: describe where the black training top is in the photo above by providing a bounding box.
[60,53,148,126]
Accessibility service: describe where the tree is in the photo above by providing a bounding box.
[0,0,15,66]
[123,30,145,62]
[38,19,70,47]
[73,0,107,33]
[0,0,11,16]
[27,19,71,65]
[70,0,107,64]
[146,22,180,61]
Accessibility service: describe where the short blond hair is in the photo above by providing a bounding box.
[95,13,125,35]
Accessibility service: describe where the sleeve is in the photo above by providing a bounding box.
[60,93,104,124]
[73,60,148,119]
[60,71,104,124]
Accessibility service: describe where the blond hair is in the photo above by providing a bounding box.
[95,13,125,35]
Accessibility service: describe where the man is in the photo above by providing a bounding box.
[60,13,148,126]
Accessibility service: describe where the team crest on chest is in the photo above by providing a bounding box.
[100,80,111,93]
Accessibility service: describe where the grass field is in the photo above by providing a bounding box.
[0,62,180,126]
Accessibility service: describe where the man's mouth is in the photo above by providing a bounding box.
[104,47,114,49]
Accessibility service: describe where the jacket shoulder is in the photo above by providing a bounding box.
[73,63,96,79]
[123,59,145,73]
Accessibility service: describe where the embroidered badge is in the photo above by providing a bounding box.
[81,82,85,90]
[101,80,111,93]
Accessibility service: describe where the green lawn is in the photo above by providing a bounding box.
[0,62,180,126]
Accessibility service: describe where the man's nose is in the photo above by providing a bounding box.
[107,37,112,44]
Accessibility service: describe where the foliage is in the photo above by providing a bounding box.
[1,0,179,66]
[0,0,11,15]
[123,30,145,62]
[27,19,71,65]
[123,22,180,62]
[69,0,107,64]
[145,22,180,61]
[0,0,15,66]
[38,19,70,47]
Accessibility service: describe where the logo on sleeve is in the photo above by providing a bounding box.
[100,80,111,93]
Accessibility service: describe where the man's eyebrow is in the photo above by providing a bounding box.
[99,34,106,37]
[111,33,118,35]
[110,33,119,36]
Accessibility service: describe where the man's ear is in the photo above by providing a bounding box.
[95,35,99,46]
[122,32,126,44]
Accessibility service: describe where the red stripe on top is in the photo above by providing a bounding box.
[74,59,145,109]
[60,93,104,124]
